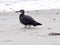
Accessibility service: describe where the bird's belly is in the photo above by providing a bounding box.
[20,18,28,25]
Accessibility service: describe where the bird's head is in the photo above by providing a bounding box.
[16,9,25,14]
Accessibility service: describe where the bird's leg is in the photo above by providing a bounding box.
[24,25,27,28]
[28,25,31,28]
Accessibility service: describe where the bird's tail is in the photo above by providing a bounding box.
[33,22,42,26]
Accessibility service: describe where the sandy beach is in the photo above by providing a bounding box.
[0,9,60,45]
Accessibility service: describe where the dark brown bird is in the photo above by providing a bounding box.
[16,9,42,28]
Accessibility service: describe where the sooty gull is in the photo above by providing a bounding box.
[16,9,42,28]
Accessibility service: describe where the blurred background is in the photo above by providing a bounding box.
[0,0,60,11]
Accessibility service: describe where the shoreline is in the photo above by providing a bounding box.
[0,9,60,16]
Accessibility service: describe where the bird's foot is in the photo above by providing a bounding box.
[24,25,31,28]
[24,25,27,28]
[28,25,31,28]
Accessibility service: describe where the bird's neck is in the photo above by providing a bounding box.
[20,13,24,15]
[20,13,25,16]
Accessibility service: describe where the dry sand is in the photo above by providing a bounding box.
[0,9,60,45]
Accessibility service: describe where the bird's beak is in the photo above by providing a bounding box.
[16,11,20,13]
[16,11,21,14]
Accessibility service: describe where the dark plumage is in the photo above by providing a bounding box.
[16,9,42,28]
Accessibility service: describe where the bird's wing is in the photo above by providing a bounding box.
[23,15,35,22]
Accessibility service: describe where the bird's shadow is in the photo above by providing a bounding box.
[18,27,41,32]
[21,27,40,29]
